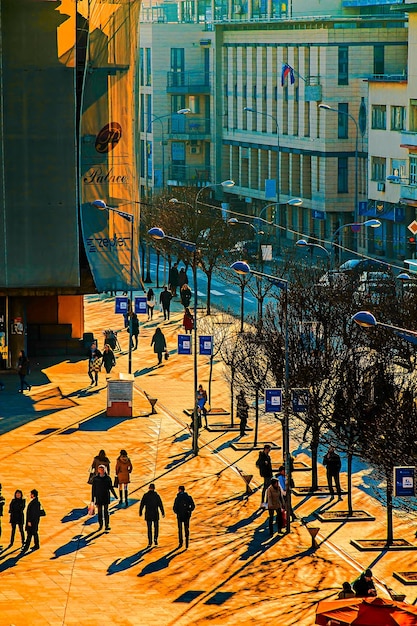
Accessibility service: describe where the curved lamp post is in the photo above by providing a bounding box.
[92,199,135,375]
[231,260,292,534]
[296,239,330,264]
[352,310,417,345]
[331,219,381,269]
[148,227,200,455]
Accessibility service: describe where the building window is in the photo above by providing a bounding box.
[371,157,386,181]
[338,103,349,138]
[391,106,405,131]
[338,157,348,193]
[371,105,386,130]
[146,48,152,86]
[338,46,348,86]
[391,158,406,180]
[139,48,144,86]
[188,96,200,114]
[410,99,417,132]
[374,45,384,75]
[410,157,417,185]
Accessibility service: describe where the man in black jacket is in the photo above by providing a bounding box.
[159,286,172,321]
[22,489,44,553]
[323,446,342,500]
[173,485,195,549]
[139,483,165,547]
[92,465,117,531]
[353,569,377,597]
[256,444,273,506]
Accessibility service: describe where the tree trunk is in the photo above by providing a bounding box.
[141,244,146,282]
[347,451,353,516]
[156,251,160,288]
[205,270,212,315]
[208,355,213,404]
[240,282,245,333]
[145,244,152,283]
[386,476,394,546]
[254,387,259,447]
[230,369,235,427]
[310,427,319,491]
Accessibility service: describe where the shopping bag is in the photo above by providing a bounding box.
[88,502,96,516]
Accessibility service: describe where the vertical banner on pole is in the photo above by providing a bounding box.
[265,388,282,413]
[292,389,309,413]
[134,296,147,315]
[393,466,415,497]
[199,335,213,356]
[115,297,128,315]
[178,334,192,355]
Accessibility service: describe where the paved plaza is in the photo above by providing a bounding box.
[0,295,416,625]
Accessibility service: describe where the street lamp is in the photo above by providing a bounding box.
[331,219,381,269]
[148,227,200,455]
[319,103,359,227]
[296,239,330,264]
[352,310,417,345]
[231,260,292,534]
[92,199,135,375]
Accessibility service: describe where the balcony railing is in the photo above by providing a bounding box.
[167,164,212,186]
[167,71,211,94]
[168,116,210,136]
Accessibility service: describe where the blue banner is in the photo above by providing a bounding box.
[199,335,213,355]
[178,334,192,355]
[265,388,282,413]
[135,296,147,315]
[115,297,129,314]
[394,466,415,497]
[292,389,309,412]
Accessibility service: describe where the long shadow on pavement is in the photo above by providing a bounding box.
[51,530,104,559]
[137,548,180,577]
[107,547,151,575]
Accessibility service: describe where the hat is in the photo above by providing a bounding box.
[365,569,372,577]
[98,464,106,470]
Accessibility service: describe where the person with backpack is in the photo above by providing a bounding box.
[173,485,195,549]
[256,444,273,506]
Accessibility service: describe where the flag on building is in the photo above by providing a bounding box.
[281,63,295,86]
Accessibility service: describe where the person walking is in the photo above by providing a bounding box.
[197,384,208,428]
[87,342,102,386]
[353,569,377,597]
[91,465,117,531]
[256,444,273,506]
[129,312,140,350]
[91,449,111,475]
[146,288,156,321]
[0,483,4,549]
[159,286,172,321]
[266,477,285,537]
[8,489,26,548]
[151,327,167,365]
[102,344,116,376]
[178,267,188,289]
[275,465,296,523]
[323,446,342,500]
[173,485,195,549]
[236,390,249,437]
[180,283,192,309]
[17,350,31,393]
[182,307,194,334]
[21,489,45,553]
[115,449,133,507]
[139,483,165,547]
[168,262,179,296]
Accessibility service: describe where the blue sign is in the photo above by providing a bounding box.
[312,209,325,220]
[265,388,282,413]
[394,466,415,497]
[292,389,309,412]
[199,335,213,356]
[134,296,147,315]
[115,297,128,314]
[178,334,192,355]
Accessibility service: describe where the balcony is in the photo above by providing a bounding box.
[167,164,212,187]
[400,131,417,150]
[168,116,210,139]
[167,71,210,94]
[400,183,417,203]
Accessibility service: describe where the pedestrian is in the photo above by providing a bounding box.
[8,489,26,548]
[17,349,31,393]
[129,312,140,350]
[21,489,45,553]
[236,390,249,437]
[87,341,102,386]
[337,582,355,599]
[353,569,377,597]
[323,446,342,500]
[91,449,111,475]
[256,444,273,506]
[146,288,156,320]
[0,483,4,549]
[102,343,116,376]
[183,307,194,334]
[151,327,167,365]
[91,465,117,531]
[266,477,285,536]
[275,465,297,522]
[159,286,172,321]
[197,384,208,428]
[122,292,131,328]
[173,485,195,549]
[139,483,165,547]
[180,283,192,308]
[115,449,133,507]
[178,267,188,289]
[168,262,179,296]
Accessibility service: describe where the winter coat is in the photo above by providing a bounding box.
[173,491,195,521]
[102,349,116,374]
[91,454,111,474]
[151,329,166,354]
[9,497,25,525]
[17,356,29,376]
[92,473,115,505]
[160,290,172,309]
[180,286,192,308]
[25,497,42,532]
[183,312,194,332]
[139,490,164,521]
[115,455,132,485]
[323,450,341,474]
[178,268,189,288]
[266,483,284,511]
[130,315,139,336]
[89,354,102,373]
[256,451,273,479]
[353,573,376,597]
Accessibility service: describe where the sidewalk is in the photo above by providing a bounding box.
[0,294,416,626]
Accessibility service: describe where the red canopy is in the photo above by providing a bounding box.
[316,597,417,626]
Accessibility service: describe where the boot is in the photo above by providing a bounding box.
[119,490,123,504]
[124,489,128,507]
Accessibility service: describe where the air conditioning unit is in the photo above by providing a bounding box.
[377,182,385,192]
[189,140,201,155]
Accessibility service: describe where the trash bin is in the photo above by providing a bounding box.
[107,373,134,417]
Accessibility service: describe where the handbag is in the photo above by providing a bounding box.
[281,507,287,527]
[87,471,95,485]
[39,506,46,517]
[164,351,169,360]
[87,502,96,516]
[113,476,119,488]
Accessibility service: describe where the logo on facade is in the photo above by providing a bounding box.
[95,122,122,153]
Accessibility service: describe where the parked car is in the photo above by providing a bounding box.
[316,270,350,289]
[338,258,392,276]
[353,271,396,306]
